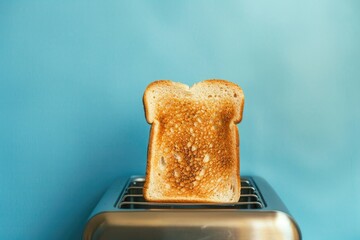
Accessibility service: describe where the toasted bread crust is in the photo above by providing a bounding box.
[143,79,244,203]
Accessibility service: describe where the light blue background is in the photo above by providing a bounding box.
[1,1,359,239]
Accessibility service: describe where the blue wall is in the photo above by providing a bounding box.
[1,1,359,239]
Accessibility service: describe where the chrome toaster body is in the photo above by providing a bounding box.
[83,176,301,240]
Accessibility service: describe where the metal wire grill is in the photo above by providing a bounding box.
[117,177,264,209]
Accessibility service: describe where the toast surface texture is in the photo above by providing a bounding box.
[143,80,244,203]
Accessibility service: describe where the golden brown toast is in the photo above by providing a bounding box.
[143,80,244,202]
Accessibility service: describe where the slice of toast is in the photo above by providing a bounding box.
[143,80,244,203]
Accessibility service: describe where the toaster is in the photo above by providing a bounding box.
[83,175,301,240]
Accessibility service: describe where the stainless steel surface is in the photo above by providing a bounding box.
[83,176,301,240]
